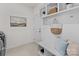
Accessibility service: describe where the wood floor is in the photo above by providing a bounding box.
[6,42,39,56]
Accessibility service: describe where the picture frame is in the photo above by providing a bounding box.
[10,16,27,27]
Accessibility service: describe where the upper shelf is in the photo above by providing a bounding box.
[41,6,79,18]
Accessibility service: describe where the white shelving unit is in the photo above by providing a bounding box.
[41,3,79,18]
[40,3,79,25]
[36,3,79,56]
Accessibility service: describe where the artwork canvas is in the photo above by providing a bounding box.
[10,16,27,27]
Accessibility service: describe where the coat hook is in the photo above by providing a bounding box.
[54,18,56,20]
[70,15,74,18]
[53,18,58,24]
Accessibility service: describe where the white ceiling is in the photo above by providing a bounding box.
[19,3,39,7]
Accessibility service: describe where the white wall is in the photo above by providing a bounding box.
[0,4,34,49]
[33,4,43,41]
[62,24,79,43]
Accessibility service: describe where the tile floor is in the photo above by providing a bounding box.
[6,42,39,56]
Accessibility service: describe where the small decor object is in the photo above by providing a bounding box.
[51,27,62,35]
[10,16,27,27]
[40,7,46,17]
[51,18,62,35]
[65,3,73,9]
[51,23,62,35]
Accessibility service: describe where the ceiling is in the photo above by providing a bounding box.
[19,3,39,7]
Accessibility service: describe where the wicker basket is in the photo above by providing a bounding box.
[51,28,62,35]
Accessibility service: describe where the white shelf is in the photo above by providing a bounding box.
[41,6,79,18]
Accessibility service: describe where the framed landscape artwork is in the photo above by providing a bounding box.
[10,16,27,27]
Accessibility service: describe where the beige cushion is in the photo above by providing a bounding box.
[67,40,79,56]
